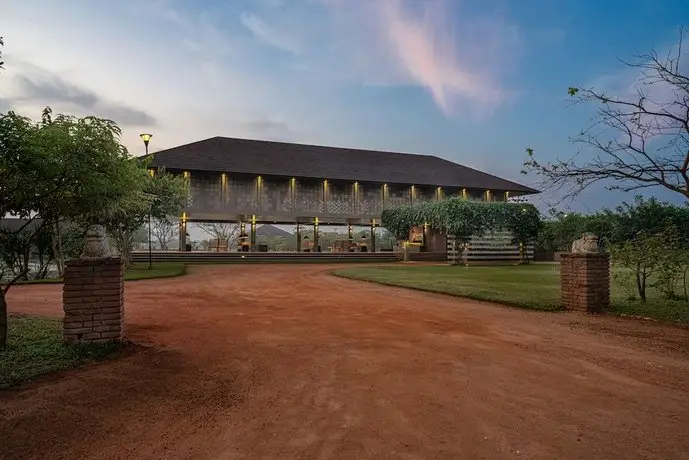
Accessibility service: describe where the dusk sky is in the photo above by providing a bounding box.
[1,0,688,213]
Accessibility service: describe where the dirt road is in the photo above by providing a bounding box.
[2,265,688,459]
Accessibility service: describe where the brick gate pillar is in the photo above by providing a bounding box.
[62,225,125,343]
[560,253,610,313]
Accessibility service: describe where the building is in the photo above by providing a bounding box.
[148,136,538,254]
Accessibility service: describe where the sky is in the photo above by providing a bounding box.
[1,0,688,214]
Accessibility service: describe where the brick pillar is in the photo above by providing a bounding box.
[63,258,124,343]
[560,253,610,313]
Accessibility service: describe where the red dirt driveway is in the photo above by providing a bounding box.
[2,265,689,459]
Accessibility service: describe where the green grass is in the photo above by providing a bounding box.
[333,264,689,324]
[123,262,186,280]
[14,262,186,285]
[0,315,122,390]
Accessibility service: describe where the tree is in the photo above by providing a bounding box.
[1,36,4,69]
[523,27,689,202]
[381,199,542,265]
[609,227,680,302]
[0,111,51,347]
[0,107,184,346]
[197,223,239,251]
[103,167,188,264]
[28,107,150,274]
[152,217,178,251]
[507,205,543,263]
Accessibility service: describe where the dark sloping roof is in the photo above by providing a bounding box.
[0,218,44,233]
[148,136,538,194]
[256,224,292,238]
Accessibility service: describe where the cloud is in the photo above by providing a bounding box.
[314,0,523,118]
[240,11,300,54]
[238,118,292,140]
[4,64,156,126]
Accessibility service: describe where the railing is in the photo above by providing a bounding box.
[131,251,401,264]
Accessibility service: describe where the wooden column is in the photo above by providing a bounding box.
[250,220,257,251]
[313,221,320,252]
[295,223,300,252]
[178,218,187,251]
[370,222,376,252]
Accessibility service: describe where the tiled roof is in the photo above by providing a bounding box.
[148,136,538,194]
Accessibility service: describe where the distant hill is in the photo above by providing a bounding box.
[256,224,292,238]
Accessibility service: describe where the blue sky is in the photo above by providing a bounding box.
[1,0,688,213]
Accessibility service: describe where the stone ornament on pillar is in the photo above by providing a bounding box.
[560,233,610,313]
[80,224,114,259]
[571,232,600,254]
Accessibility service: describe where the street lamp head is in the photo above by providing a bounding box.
[139,133,153,147]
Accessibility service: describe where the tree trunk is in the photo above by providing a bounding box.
[636,266,647,302]
[115,230,134,267]
[50,219,65,277]
[22,245,31,280]
[0,289,7,348]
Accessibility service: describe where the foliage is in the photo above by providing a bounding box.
[0,107,149,278]
[0,315,121,390]
[0,222,55,281]
[612,196,689,248]
[608,227,681,302]
[0,106,185,346]
[523,27,689,202]
[103,167,188,264]
[0,36,4,69]
[537,196,689,252]
[381,198,542,246]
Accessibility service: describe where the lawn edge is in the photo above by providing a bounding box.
[330,269,565,312]
[13,263,187,285]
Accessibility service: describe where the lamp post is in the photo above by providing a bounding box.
[140,133,153,269]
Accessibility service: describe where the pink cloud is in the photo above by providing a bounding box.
[323,0,522,117]
[377,0,503,115]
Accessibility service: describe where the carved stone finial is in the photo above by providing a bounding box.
[571,232,600,254]
[80,225,113,259]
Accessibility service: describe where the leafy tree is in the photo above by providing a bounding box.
[152,217,178,251]
[609,227,680,302]
[0,106,185,346]
[381,199,542,265]
[0,36,4,69]
[612,196,689,247]
[104,167,187,263]
[506,205,543,263]
[523,27,689,201]
[31,108,151,273]
[0,111,51,347]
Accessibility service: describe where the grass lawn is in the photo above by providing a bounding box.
[123,262,186,281]
[0,315,122,390]
[14,262,186,285]
[333,264,689,324]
